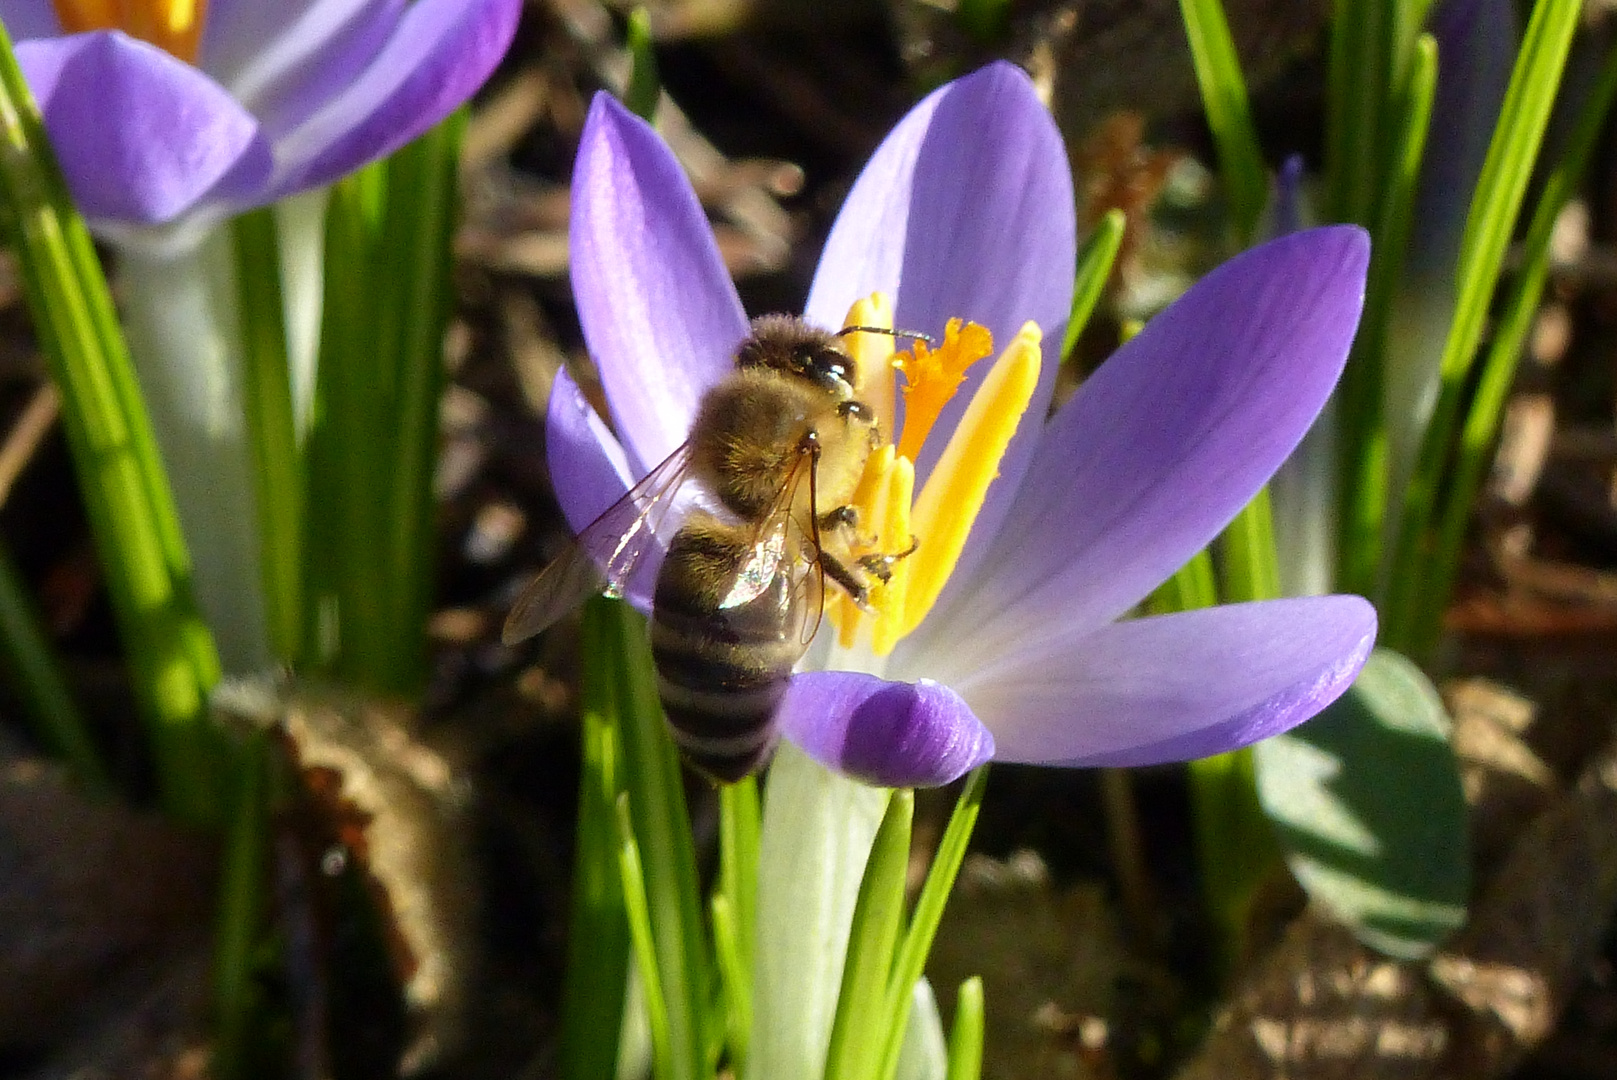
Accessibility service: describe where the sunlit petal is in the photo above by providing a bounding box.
[949,596,1375,767]
[908,227,1369,666]
[17,31,271,224]
[569,95,750,475]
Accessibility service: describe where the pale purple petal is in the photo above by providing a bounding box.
[778,671,994,788]
[0,0,63,38]
[17,33,273,225]
[905,226,1368,666]
[201,0,404,141]
[806,61,1074,593]
[546,368,662,611]
[802,80,934,331]
[548,368,636,534]
[948,595,1375,768]
[568,94,750,475]
[265,0,519,199]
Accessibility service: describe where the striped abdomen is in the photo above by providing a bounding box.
[650,518,803,782]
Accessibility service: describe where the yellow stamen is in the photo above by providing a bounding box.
[869,455,914,655]
[901,321,1043,638]
[826,443,916,655]
[841,293,896,439]
[832,443,895,649]
[54,0,207,63]
[894,318,995,462]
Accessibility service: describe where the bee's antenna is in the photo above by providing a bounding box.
[837,325,935,346]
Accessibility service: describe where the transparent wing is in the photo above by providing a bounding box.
[716,442,827,651]
[502,443,694,644]
[787,445,830,649]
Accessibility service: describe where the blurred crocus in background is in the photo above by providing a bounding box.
[6,0,519,243]
[1382,0,1516,576]
[1,0,521,668]
[557,63,1375,1080]
[1265,0,1514,600]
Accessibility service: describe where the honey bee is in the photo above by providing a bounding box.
[504,315,920,782]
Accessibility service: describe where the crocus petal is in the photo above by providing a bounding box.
[778,671,994,788]
[0,0,63,38]
[547,368,678,612]
[548,368,636,534]
[17,32,273,225]
[805,62,1074,591]
[568,95,750,475]
[950,595,1375,767]
[907,226,1368,666]
[202,0,404,141]
[267,0,519,199]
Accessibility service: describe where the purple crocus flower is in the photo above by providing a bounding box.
[556,61,1377,789]
[3,0,520,244]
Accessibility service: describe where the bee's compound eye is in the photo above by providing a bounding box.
[803,346,856,394]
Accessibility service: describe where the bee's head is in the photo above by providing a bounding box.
[737,315,934,400]
[737,315,858,398]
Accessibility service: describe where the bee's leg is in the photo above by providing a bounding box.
[819,550,873,611]
[858,537,918,584]
[818,504,859,532]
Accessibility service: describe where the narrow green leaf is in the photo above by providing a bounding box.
[561,600,632,1080]
[716,773,758,1062]
[617,794,676,1080]
[0,19,223,822]
[1060,210,1125,368]
[878,768,987,1080]
[376,113,462,694]
[606,598,711,1080]
[1147,548,1218,615]
[625,8,661,122]
[0,541,109,790]
[1178,0,1268,239]
[303,116,461,694]
[303,161,389,674]
[1217,485,1280,603]
[231,207,303,663]
[1325,0,1391,226]
[945,978,985,1080]
[710,894,750,1073]
[825,791,915,1080]
[211,731,271,1080]
[1255,648,1468,958]
[1414,40,1617,660]
[1386,0,1580,653]
[1188,746,1275,973]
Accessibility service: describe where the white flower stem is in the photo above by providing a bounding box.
[118,229,271,673]
[747,740,889,1080]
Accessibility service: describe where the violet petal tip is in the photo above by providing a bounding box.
[779,672,994,788]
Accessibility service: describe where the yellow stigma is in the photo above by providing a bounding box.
[54,0,207,63]
[826,296,1042,656]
